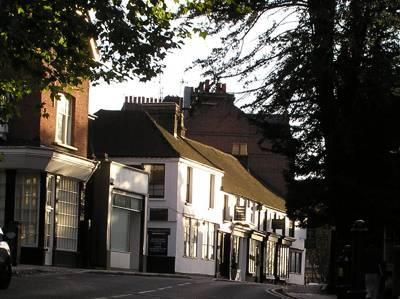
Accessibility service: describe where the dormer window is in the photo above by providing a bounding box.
[56,94,72,145]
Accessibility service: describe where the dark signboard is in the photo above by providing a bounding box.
[148,228,169,256]
[272,218,285,230]
[234,205,246,221]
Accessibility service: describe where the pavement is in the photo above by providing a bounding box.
[279,284,337,299]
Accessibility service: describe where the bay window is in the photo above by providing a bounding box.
[56,177,79,251]
[201,222,215,260]
[14,173,40,246]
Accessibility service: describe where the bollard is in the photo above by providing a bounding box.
[347,220,367,299]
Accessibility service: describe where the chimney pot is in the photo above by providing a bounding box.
[222,84,227,93]
[125,96,128,103]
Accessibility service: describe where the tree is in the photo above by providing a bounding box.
[0,0,185,121]
[182,0,400,231]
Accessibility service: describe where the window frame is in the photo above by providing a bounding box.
[14,172,40,247]
[55,176,79,252]
[289,250,303,274]
[209,174,215,209]
[201,221,215,260]
[183,217,198,258]
[185,167,193,204]
[55,93,73,146]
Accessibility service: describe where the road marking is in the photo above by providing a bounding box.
[177,282,191,286]
[138,289,157,294]
[157,286,173,290]
[112,294,132,298]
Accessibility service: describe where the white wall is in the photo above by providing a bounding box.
[175,159,223,275]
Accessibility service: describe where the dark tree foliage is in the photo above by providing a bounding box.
[183,0,400,229]
[0,0,185,121]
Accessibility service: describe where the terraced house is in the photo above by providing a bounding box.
[89,97,306,284]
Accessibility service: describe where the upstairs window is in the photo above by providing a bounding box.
[144,164,165,198]
[232,143,248,156]
[209,174,215,209]
[186,167,193,204]
[55,94,72,145]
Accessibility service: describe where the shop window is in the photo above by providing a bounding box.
[265,240,276,276]
[111,191,143,252]
[184,217,198,258]
[55,94,72,145]
[144,164,165,198]
[232,236,240,267]
[201,222,215,260]
[0,172,5,228]
[56,177,79,251]
[14,173,40,247]
[248,239,257,274]
[290,250,302,274]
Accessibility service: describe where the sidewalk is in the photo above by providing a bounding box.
[279,284,337,299]
[11,264,191,279]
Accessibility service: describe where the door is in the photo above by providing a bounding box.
[44,175,55,265]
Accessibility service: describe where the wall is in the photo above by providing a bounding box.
[185,93,289,196]
[175,158,224,276]
[40,82,90,157]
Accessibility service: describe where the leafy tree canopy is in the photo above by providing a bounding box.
[181,0,400,229]
[0,0,186,121]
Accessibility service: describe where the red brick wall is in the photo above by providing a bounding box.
[185,94,289,196]
[7,81,89,158]
[7,92,42,145]
[40,81,89,157]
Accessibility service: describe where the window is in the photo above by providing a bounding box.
[232,236,240,266]
[223,195,230,221]
[265,240,276,276]
[232,143,248,156]
[250,202,255,224]
[111,191,143,252]
[14,173,40,246]
[201,222,215,260]
[144,164,165,198]
[186,167,193,204]
[183,217,198,257]
[248,239,257,274]
[56,177,79,251]
[289,220,295,237]
[209,174,215,209]
[56,94,72,145]
[290,250,302,274]
[0,172,5,228]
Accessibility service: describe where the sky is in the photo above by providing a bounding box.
[88,35,235,114]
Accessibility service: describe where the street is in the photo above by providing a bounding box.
[0,272,281,299]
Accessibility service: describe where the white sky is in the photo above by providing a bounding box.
[89,35,236,114]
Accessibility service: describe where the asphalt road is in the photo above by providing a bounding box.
[0,272,282,299]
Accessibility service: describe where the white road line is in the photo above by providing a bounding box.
[138,289,157,294]
[177,282,192,286]
[111,294,132,298]
[157,286,173,290]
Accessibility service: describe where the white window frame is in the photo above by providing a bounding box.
[55,177,79,252]
[248,239,257,274]
[183,217,198,258]
[201,222,215,260]
[186,167,193,204]
[209,174,215,209]
[55,93,72,145]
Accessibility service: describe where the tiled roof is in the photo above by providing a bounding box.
[183,138,286,211]
[91,109,285,211]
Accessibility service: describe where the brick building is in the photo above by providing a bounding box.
[0,84,96,267]
[183,81,290,197]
